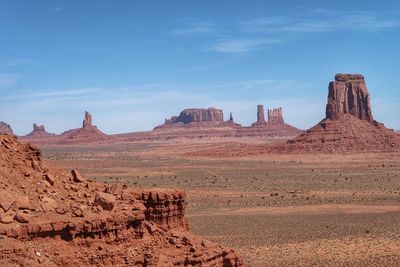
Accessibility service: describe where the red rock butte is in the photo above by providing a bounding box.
[326,74,373,122]
[0,121,13,135]
[154,107,241,131]
[247,105,301,136]
[21,123,56,139]
[0,133,243,266]
[280,73,400,153]
[59,111,108,144]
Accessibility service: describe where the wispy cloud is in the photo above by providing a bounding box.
[171,22,216,36]
[173,10,399,53]
[241,13,399,34]
[209,38,283,53]
[0,73,20,87]
[0,59,32,70]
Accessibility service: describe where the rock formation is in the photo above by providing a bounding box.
[83,111,93,127]
[281,74,400,153]
[249,105,301,136]
[0,121,13,135]
[165,108,224,125]
[256,105,267,125]
[0,133,243,266]
[326,74,373,122]
[268,108,284,124]
[155,108,242,130]
[60,111,109,144]
[227,112,234,123]
[22,123,57,139]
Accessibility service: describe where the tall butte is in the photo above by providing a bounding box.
[283,74,400,153]
[249,104,301,137]
[326,74,373,121]
[59,111,109,144]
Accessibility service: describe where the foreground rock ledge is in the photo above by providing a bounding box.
[0,134,243,266]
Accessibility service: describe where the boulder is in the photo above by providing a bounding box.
[45,173,56,186]
[71,169,86,183]
[94,192,116,211]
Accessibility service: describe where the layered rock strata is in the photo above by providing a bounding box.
[0,133,243,266]
[155,108,241,130]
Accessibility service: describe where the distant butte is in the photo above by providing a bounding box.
[22,123,56,139]
[280,74,400,153]
[59,111,109,144]
[247,105,301,136]
[154,108,241,130]
[0,121,13,135]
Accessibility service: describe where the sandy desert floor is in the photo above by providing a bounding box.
[39,138,400,266]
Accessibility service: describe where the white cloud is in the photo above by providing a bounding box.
[172,23,216,35]
[173,11,399,53]
[0,73,20,87]
[209,38,283,53]
[240,13,399,34]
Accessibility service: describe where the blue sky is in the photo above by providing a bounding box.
[1,0,400,135]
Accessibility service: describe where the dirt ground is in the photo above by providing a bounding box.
[40,138,400,266]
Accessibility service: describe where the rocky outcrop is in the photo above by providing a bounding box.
[268,108,284,124]
[0,121,13,135]
[249,105,301,136]
[60,111,109,144]
[256,105,266,125]
[280,74,400,153]
[165,108,224,125]
[83,111,93,127]
[22,123,57,139]
[155,108,242,130]
[0,133,243,266]
[227,112,234,123]
[326,74,373,122]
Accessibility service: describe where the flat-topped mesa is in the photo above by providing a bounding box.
[165,108,224,124]
[0,121,13,135]
[326,73,373,122]
[268,108,284,124]
[82,111,93,127]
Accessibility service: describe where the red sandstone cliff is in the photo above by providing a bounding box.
[0,133,243,266]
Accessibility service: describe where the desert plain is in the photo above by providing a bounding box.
[40,137,400,266]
